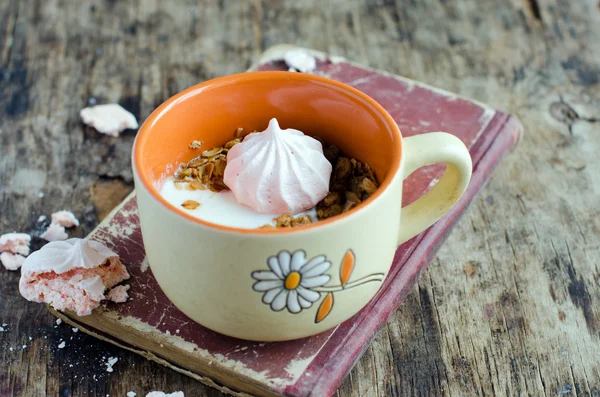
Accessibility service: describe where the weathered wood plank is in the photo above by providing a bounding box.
[1,0,599,396]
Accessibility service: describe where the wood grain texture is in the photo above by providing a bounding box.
[0,0,599,396]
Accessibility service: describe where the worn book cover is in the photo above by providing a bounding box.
[51,45,522,397]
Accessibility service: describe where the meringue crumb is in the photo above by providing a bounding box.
[105,356,118,372]
[107,284,130,303]
[37,215,47,222]
[1,252,25,271]
[80,104,139,137]
[0,326,4,332]
[58,341,66,349]
[51,210,80,228]
[40,223,68,241]
[0,232,31,256]
[189,140,203,149]
[145,392,184,397]
[72,327,79,333]
[127,393,137,397]
[176,329,180,334]
[283,49,317,73]
[56,318,62,325]
[0,232,30,269]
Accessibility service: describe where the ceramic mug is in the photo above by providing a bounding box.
[132,71,472,341]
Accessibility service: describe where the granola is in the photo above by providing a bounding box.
[174,137,240,192]
[189,140,203,149]
[260,214,313,229]
[174,129,379,225]
[314,138,380,221]
[181,200,200,210]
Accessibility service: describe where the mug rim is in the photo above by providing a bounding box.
[132,71,403,234]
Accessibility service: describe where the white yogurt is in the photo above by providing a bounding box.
[159,179,317,229]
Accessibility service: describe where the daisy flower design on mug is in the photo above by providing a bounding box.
[251,249,385,323]
[251,250,331,313]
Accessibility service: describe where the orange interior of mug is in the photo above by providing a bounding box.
[133,71,402,233]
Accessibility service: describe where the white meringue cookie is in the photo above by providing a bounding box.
[224,118,332,214]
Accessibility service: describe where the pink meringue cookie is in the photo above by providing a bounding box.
[19,238,130,316]
[224,118,332,214]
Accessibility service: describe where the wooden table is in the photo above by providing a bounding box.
[1,1,599,396]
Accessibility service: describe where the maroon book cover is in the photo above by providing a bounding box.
[55,46,522,397]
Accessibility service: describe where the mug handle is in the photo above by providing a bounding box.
[397,132,472,244]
